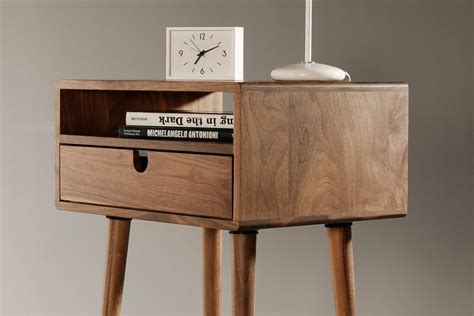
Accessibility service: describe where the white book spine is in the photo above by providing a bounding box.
[126,112,234,129]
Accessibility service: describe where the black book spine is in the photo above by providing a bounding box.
[118,126,233,142]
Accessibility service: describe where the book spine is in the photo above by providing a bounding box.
[126,112,234,129]
[119,126,233,142]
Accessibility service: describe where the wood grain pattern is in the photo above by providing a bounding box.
[232,91,242,220]
[60,89,223,137]
[56,201,239,230]
[60,135,233,155]
[60,146,233,219]
[233,213,404,230]
[239,87,408,227]
[327,224,356,316]
[241,82,407,92]
[232,232,257,316]
[102,218,131,316]
[203,228,222,316]
[56,80,404,93]
[240,91,290,220]
[56,80,241,93]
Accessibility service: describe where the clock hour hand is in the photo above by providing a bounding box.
[194,53,204,65]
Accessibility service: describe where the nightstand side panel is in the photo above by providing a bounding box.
[239,85,408,227]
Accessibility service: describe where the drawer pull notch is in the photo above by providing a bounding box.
[133,150,148,173]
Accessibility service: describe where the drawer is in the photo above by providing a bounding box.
[60,146,233,219]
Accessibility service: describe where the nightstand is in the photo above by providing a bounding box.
[56,80,408,316]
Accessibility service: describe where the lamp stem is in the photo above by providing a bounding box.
[304,0,312,63]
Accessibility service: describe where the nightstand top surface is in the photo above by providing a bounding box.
[56,80,407,93]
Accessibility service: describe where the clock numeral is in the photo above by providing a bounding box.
[200,33,206,40]
[222,50,227,57]
[178,50,184,57]
[200,68,205,75]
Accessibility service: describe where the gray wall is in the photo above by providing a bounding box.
[1,0,472,315]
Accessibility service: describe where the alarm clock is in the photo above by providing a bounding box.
[166,27,243,81]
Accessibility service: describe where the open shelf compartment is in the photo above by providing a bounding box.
[58,86,236,155]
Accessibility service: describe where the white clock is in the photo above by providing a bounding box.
[166,27,243,81]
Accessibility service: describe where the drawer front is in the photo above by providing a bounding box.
[60,146,233,219]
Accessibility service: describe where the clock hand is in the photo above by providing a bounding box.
[194,55,204,65]
[194,53,204,65]
[191,41,218,65]
[189,39,202,53]
[202,45,220,54]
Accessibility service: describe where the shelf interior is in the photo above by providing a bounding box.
[60,89,228,137]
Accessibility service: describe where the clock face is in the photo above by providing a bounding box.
[167,27,243,80]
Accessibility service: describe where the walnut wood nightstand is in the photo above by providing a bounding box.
[55,80,408,316]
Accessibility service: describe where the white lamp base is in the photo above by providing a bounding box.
[271,62,351,81]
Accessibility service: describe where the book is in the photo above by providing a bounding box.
[119,126,233,142]
[126,112,234,129]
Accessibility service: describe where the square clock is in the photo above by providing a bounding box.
[166,27,243,81]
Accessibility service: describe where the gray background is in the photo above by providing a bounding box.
[0,0,472,315]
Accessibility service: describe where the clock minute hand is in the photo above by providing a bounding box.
[202,45,220,54]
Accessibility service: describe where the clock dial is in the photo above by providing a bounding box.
[170,30,234,79]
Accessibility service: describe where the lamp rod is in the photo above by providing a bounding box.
[305,0,312,63]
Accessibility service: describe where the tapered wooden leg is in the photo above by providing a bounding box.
[203,228,222,316]
[231,231,257,316]
[326,223,356,316]
[102,217,131,316]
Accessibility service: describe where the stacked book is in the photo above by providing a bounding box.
[119,112,234,142]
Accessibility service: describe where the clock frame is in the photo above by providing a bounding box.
[166,27,243,81]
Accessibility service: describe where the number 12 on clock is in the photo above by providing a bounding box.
[166,27,243,81]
